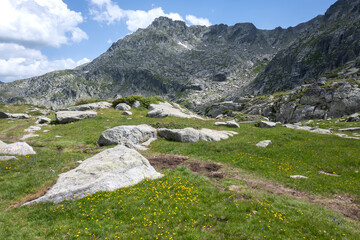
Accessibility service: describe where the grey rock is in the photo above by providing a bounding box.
[318,171,340,177]
[55,111,97,124]
[132,101,141,108]
[147,102,202,119]
[290,175,308,179]
[98,124,157,147]
[0,140,36,155]
[0,112,30,119]
[24,145,163,204]
[199,128,238,142]
[122,111,132,116]
[338,127,360,132]
[256,140,272,148]
[158,128,200,143]
[258,121,277,128]
[214,120,240,128]
[346,113,360,122]
[36,117,51,124]
[115,103,131,111]
[62,102,112,111]
[0,156,18,161]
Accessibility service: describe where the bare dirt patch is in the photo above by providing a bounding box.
[148,154,189,170]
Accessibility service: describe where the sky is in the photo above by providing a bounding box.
[0,0,337,82]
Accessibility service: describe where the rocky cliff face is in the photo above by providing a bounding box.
[246,0,360,95]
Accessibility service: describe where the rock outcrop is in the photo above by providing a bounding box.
[98,125,157,148]
[61,102,112,111]
[147,102,202,119]
[0,140,36,155]
[55,111,97,124]
[24,145,163,204]
[115,103,131,111]
[256,140,272,148]
[0,112,30,119]
[214,120,240,128]
[158,128,237,143]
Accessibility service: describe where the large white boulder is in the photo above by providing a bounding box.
[214,121,240,128]
[98,124,157,148]
[24,145,163,204]
[62,102,112,111]
[258,121,277,128]
[55,111,97,124]
[147,102,203,119]
[256,140,272,148]
[0,140,36,155]
[158,128,237,143]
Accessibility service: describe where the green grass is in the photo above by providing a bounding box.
[0,104,359,239]
[112,95,166,108]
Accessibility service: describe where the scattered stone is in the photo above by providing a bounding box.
[62,102,112,111]
[0,112,30,119]
[55,111,97,124]
[115,103,131,111]
[214,120,240,128]
[258,121,277,128]
[215,114,224,120]
[55,135,62,138]
[318,171,340,177]
[0,156,18,161]
[36,117,51,124]
[346,113,360,122]
[122,111,132,116]
[147,102,203,119]
[290,175,308,179]
[43,130,50,133]
[0,140,36,155]
[132,101,141,108]
[20,134,39,141]
[25,125,42,133]
[98,125,157,148]
[76,161,83,164]
[338,127,360,132]
[24,145,163,204]
[284,124,332,135]
[158,128,237,143]
[256,140,272,148]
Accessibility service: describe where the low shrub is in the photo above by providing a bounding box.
[112,95,166,108]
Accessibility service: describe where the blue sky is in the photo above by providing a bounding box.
[0,0,337,82]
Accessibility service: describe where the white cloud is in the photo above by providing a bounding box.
[0,0,88,48]
[186,15,211,26]
[0,43,90,82]
[90,1,213,32]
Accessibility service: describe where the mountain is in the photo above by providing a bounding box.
[246,0,360,95]
[0,18,301,109]
[0,0,359,112]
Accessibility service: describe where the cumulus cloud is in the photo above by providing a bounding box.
[89,0,210,32]
[0,43,90,82]
[0,0,88,48]
[186,15,211,26]
[0,0,89,82]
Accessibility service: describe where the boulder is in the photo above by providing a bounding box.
[55,111,97,124]
[24,145,163,204]
[122,111,132,116]
[258,121,277,128]
[132,101,141,108]
[199,128,238,142]
[290,175,308,179]
[36,117,51,124]
[115,103,131,111]
[158,128,200,143]
[214,120,240,128]
[62,102,112,111]
[0,112,30,119]
[256,140,272,148]
[0,156,18,161]
[0,140,36,155]
[147,102,202,119]
[98,125,157,148]
[346,113,360,122]
[158,128,237,143]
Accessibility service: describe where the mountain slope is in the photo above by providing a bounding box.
[246,0,360,95]
[0,17,300,109]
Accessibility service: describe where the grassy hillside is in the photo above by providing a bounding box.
[0,103,359,239]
